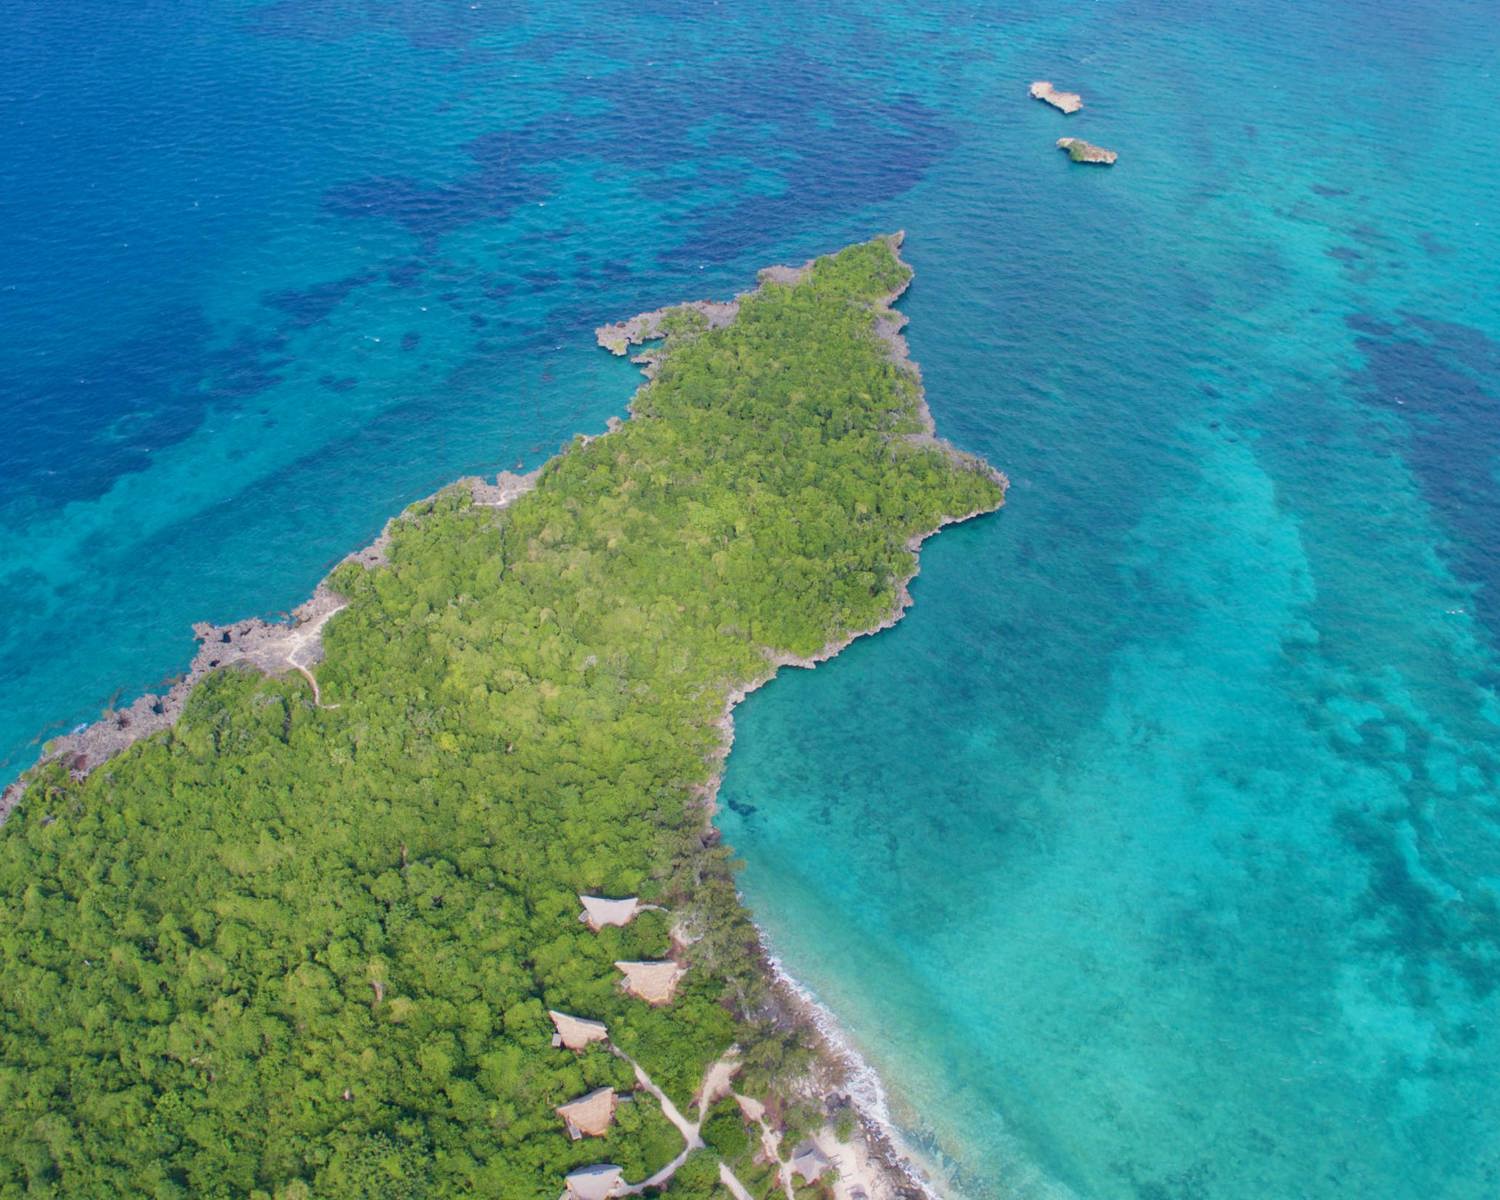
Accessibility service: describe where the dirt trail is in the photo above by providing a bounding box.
[610,1046,751,1196]
[695,1052,741,1111]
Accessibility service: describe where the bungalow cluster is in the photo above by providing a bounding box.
[550,894,685,1200]
[548,895,839,1200]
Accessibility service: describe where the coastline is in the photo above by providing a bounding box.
[759,942,952,1200]
[0,468,541,823]
[693,235,1004,1199]
[1,235,1004,1199]
[705,497,991,1199]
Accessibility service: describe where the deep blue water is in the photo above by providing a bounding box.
[4,2,1500,1197]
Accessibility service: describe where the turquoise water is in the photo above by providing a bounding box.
[6,2,1500,1197]
[721,5,1500,1198]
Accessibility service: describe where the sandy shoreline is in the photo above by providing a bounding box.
[758,944,948,1200]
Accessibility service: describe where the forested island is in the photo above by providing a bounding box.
[0,236,1005,1200]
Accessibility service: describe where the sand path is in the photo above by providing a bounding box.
[618,1051,701,1149]
[719,1162,756,1200]
[282,602,346,708]
[808,1126,899,1200]
[695,1051,741,1111]
[735,1093,796,1200]
[610,1046,750,1196]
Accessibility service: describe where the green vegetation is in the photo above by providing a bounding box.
[833,1106,857,1144]
[0,236,1002,1199]
[1060,138,1114,164]
[660,1150,721,1198]
[699,1100,751,1160]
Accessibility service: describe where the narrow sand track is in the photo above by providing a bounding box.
[607,1046,751,1196]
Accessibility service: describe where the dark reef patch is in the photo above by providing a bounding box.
[386,260,427,290]
[1418,232,1453,257]
[1335,804,1500,1007]
[0,310,286,513]
[1345,315,1396,337]
[264,270,378,328]
[1348,313,1500,649]
[323,168,555,245]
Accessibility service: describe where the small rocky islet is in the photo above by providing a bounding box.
[1029,80,1083,113]
[1057,136,1118,165]
[1030,79,1119,166]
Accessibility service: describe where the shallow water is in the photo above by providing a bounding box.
[5,2,1500,1197]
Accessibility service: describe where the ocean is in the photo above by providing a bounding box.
[4,2,1499,1197]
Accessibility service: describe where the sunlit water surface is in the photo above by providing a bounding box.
[4,2,1499,1197]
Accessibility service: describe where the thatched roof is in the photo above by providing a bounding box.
[557,1087,617,1139]
[564,1163,626,1200]
[579,895,641,931]
[789,1140,831,1183]
[613,960,685,1005]
[548,1009,609,1051]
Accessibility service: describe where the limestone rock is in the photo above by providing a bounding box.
[1030,80,1082,113]
[1057,137,1118,165]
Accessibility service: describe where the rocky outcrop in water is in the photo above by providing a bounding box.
[1057,137,1118,165]
[1030,81,1082,113]
[595,299,740,356]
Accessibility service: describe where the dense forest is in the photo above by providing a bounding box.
[0,237,1003,1199]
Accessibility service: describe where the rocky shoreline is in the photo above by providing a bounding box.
[594,259,813,380]
[0,466,541,823]
[699,485,999,1200]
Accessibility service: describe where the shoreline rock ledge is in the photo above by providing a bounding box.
[1058,137,1118,165]
[1030,80,1082,113]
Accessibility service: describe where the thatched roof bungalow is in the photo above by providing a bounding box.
[579,895,642,931]
[548,1009,609,1051]
[613,960,685,1005]
[563,1163,626,1200]
[789,1140,832,1184]
[557,1087,617,1140]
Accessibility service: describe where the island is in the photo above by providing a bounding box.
[0,235,1005,1199]
[1058,136,1119,165]
[1030,80,1083,113]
